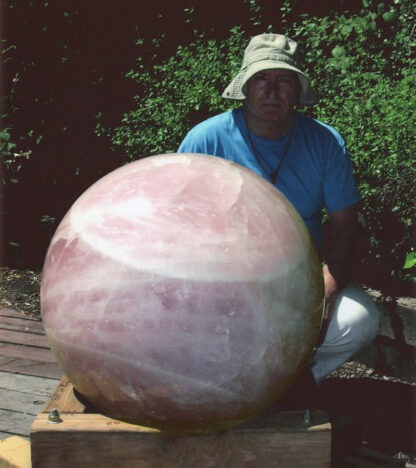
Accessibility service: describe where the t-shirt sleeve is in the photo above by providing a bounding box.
[322,130,361,213]
[178,127,210,154]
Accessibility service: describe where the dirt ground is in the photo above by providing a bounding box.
[0,268,41,317]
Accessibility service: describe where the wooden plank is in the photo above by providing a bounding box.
[0,315,45,334]
[32,410,330,434]
[0,342,57,362]
[0,308,56,441]
[0,356,61,379]
[31,415,331,467]
[0,409,36,438]
[31,378,331,467]
[0,371,59,396]
[41,377,86,414]
[0,436,31,468]
[0,308,40,321]
[0,310,56,377]
[0,388,48,415]
[0,432,22,441]
[0,372,60,440]
[0,329,50,348]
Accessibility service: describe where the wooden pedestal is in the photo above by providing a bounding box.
[30,377,331,467]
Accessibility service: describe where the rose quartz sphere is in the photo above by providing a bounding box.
[41,153,324,433]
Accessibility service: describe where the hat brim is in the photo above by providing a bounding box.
[222,61,318,106]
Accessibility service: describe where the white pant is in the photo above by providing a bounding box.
[310,284,381,384]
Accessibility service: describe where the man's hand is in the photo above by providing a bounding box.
[322,263,338,320]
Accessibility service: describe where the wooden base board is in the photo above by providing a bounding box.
[30,377,331,467]
[0,436,31,468]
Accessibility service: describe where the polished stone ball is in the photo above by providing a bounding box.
[41,153,324,433]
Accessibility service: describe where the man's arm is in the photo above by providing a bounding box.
[322,203,361,319]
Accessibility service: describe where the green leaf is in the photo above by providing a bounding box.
[331,46,346,58]
[0,130,11,141]
[382,11,397,22]
[404,252,416,269]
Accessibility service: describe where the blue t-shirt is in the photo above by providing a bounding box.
[178,108,360,248]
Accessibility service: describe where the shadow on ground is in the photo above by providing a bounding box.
[321,298,416,459]
[277,296,416,465]
[319,377,415,456]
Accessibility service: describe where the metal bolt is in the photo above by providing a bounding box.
[48,408,62,424]
[303,409,311,426]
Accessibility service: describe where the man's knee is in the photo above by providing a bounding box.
[335,284,380,350]
[310,285,380,383]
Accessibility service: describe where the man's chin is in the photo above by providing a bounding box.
[261,110,285,121]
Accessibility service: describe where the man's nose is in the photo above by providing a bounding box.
[264,80,280,97]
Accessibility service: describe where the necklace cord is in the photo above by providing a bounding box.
[244,112,297,184]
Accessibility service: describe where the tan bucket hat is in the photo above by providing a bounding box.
[222,33,318,106]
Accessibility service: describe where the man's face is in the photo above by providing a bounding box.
[244,69,300,123]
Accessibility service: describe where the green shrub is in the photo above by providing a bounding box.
[291,0,415,225]
[96,27,245,159]
[290,0,415,280]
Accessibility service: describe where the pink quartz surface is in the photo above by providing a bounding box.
[41,153,324,433]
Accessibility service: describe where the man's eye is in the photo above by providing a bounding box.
[278,76,295,84]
